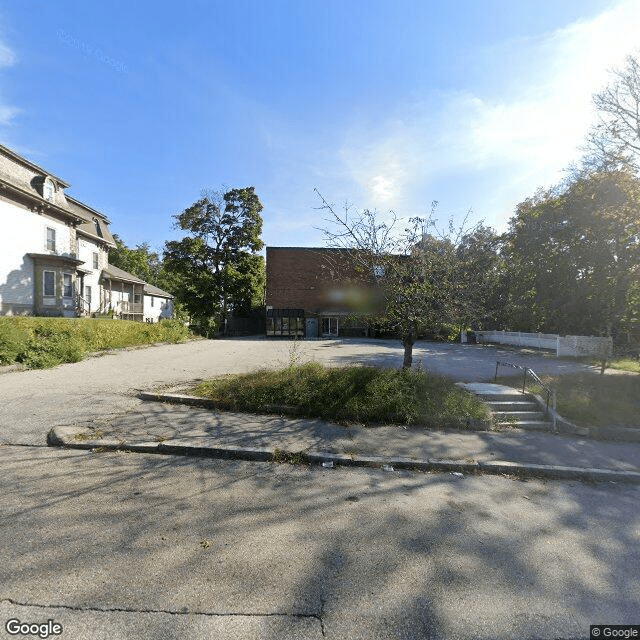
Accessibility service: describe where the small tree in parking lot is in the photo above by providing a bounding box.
[315,190,486,368]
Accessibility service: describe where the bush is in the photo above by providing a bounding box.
[0,319,27,365]
[0,317,192,369]
[192,363,489,428]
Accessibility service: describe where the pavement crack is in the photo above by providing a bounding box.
[3,598,324,627]
[0,443,49,448]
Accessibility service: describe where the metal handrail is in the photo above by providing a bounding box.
[494,360,554,416]
[75,294,90,315]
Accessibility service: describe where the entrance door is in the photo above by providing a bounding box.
[321,317,339,337]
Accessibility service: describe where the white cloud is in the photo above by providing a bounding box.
[0,41,15,68]
[337,0,640,225]
[0,104,19,125]
[0,39,18,127]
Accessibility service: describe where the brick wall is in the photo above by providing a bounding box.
[266,247,375,315]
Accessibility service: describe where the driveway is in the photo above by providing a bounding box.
[0,337,594,446]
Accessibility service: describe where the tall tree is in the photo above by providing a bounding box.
[454,224,505,333]
[503,170,640,337]
[585,54,640,172]
[163,187,264,331]
[316,191,480,368]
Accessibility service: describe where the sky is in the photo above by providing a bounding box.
[1,0,640,255]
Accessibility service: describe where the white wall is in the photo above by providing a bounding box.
[77,237,107,313]
[0,200,73,311]
[143,294,173,322]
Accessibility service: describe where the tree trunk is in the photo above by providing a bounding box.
[402,332,415,369]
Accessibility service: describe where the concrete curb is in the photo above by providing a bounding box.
[146,390,640,443]
[47,427,640,484]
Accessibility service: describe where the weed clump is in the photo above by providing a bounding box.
[192,363,489,429]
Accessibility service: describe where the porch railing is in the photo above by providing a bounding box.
[119,301,143,314]
[75,295,90,316]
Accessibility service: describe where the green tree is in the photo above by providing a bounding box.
[163,187,265,332]
[454,224,505,333]
[316,191,480,368]
[502,170,640,338]
[108,235,163,285]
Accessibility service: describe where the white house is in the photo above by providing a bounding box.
[0,143,173,320]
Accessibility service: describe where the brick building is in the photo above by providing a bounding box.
[265,247,383,337]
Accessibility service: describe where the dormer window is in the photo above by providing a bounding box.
[43,177,55,202]
[93,218,103,238]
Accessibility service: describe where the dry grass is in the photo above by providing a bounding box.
[496,371,640,428]
[0,317,191,368]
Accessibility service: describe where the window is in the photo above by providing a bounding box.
[150,296,154,307]
[46,227,56,252]
[92,252,99,269]
[133,294,142,304]
[63,273,73,298]
[93,218,103,238]
[85,285,92,306]
[43,271,55,297]
[43,178,54,201]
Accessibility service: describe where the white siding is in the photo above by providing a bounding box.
[0,200,73,310]
[77,237,107,313]
[143,294,173,322]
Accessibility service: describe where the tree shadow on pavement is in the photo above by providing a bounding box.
[1,443,638,639]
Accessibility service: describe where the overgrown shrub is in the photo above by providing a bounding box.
[192,363,489,428]
[0,317,191,369]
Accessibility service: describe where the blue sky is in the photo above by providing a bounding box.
[1,0,640,255]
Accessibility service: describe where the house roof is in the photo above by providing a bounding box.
[101,264,147,285]
[27,253,85,268]
[0,144,115,247]
[143,283,174,299]
[0,143,70,188]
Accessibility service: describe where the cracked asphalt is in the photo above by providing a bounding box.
[1,338,638,639]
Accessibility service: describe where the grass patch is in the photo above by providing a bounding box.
[602,358,640,374]
[0,317,191,369]
[190,363,489,428]
[496,371,640,428]
[272,449,309,465]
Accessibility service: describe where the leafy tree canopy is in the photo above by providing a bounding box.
[163,187,265,331]
[502,169,640,336]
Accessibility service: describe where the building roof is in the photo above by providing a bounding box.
[0,143,70,188]
[143,283,174,298]
[101,264,147,285]
[0,144,115,247]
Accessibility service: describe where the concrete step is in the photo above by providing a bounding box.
[478,393,529,402]
[493,411,546,423]
[500,420,552,431]
[488,401,540,412]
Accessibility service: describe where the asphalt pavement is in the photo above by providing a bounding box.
[2,337,639,639]
[1,445,639,640]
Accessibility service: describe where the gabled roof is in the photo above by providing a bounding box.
[143,283,174,299]
[101,264,147,285]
